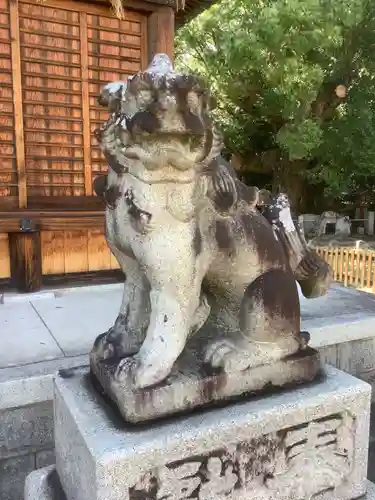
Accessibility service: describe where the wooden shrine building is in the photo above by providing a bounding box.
[0,0,210,292]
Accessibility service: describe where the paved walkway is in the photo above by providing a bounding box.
[1,281,375,369]
[0,283,122,368]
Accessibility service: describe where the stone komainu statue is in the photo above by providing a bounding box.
[91,54,332,391]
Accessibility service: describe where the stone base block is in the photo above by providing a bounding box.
[90,346,321,423]
[24,469,375,500]
[25,465,65,500]
[51,365,371,500]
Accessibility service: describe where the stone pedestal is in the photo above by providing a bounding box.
[24,365,372,500]
[90,345,321,423]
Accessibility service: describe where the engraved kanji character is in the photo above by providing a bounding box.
[266,414,355,498]
[157,462,201,500]
[284,416,346,463]
[199,457,238,500]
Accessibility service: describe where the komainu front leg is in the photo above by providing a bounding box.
[92,250,150,361]
[116,283,200,388]
[205,269,305,372]
[115,229,205,389]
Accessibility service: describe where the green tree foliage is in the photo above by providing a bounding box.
[175,0,375,210]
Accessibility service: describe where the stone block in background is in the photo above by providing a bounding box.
[1,454,35,500]
[36,449,55,469]
[50,365,370,500]
[25,465,66,500]
[0,401,54,500]
[0,402,54,459]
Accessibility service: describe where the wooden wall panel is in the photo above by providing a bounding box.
[0,0,147,208]
[63,230,89,273]
[87,11,145,188]
[0,0,18,200]
[41,229,120,275]
[41,230,65,274]
[19,1,85,198]
[87,228,112,271]
[0,232,10,278]
[110,251,120,270]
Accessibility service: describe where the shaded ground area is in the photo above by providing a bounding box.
[369,405,375,482]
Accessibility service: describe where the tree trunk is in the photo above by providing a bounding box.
[272,159,307,213]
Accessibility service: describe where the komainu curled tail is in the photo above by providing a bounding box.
[293,249,333,298]
[259,192,333,299]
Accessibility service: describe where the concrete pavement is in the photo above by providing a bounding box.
[1,282,375,369]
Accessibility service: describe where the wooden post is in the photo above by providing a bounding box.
[332,248,337,281]
[9,221,42,293]
[80,11,93,196]
[360,250,366,287]
[367,252,372,289]
[350,250,355,285]
[338,247,344,282]
[9,0,27,208]
[147,8,174,64]
[344,250,350,286]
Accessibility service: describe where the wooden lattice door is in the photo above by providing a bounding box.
[0,0,147,209]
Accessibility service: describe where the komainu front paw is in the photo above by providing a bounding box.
[114,354,172,389]
[92,331,117,360]
[204,339,252,373]
[92,329,136,362]
[114,356,138,383]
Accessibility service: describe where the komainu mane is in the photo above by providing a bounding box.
[90,54,332,404]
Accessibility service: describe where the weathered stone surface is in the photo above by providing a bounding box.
[0,402,54,459]
[24,467,375,500]
[0,453,35,500]
[90,346,320,423]
[319,336,375,400]
[367,481,375,499]
[0,354,88,411]
[25,465,66,500]
[54,365,370,500]
[36,449,55,469]
[90,52,332,412]
[24,465,375,500]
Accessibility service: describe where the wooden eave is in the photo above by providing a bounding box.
[82,0,214,27]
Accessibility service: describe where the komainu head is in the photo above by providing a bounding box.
[97,54,222,174]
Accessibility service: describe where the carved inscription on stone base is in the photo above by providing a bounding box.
[129,412,354,500]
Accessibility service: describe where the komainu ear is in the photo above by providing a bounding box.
[204,157,239,215]
[98,81,126,113]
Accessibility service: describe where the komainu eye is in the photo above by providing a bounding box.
[137,90,153,109]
